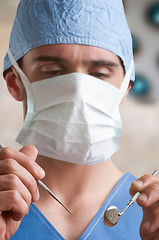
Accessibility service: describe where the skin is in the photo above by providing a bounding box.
[130,176,159,240]
[1,44,159,240]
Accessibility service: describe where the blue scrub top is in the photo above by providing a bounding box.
[10,173,143,239]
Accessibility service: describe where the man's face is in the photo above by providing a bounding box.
[20,44,125,88]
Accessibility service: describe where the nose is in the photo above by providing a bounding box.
[68,64,88,75]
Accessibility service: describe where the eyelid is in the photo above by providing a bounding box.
[90,65,113,73]
[42,69,64,76]
[90,73,110,81]
[41,63,64,71]
[40,63,66,76]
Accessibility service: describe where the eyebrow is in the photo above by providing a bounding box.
[88,60,119,68]
[32,56,119,68]
[32,56,68,63]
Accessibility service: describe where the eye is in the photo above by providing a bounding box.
[42,70,64,77]
[41,63,66,78]
[91,72,110,80]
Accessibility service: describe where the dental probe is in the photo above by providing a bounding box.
[0,143,72,215]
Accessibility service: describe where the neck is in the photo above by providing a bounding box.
[36,156,123,207]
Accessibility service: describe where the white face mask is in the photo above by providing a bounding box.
[8,49,133,165]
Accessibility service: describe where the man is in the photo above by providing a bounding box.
[0,0,159,239]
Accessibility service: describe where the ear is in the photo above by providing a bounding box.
[5,66,25,101]
[120,81,132,105]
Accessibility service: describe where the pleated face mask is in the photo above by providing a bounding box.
[8,49,133,165]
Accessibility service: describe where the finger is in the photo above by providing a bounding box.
[0,211,21,240]
[0,215,6,240]
[0,146,45,180]
[129,174,159,196]
[0,174,39,207]
[140,203,159,235]
[0,160,39,202]
[19,145,38,161]
[137,183,159,208]
[140,216,159,240]
[140,230,159,240]
[0,191,28,221]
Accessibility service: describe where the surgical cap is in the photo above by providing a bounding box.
[3,0,135,80]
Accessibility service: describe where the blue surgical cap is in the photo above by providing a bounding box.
[3,0,135,80]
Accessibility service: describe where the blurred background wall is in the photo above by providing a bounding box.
[0,0,159,177]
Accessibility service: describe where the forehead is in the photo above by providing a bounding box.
[23,44,122,64]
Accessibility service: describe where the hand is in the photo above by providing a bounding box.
[0,145,45,240]
[130,173,159,240]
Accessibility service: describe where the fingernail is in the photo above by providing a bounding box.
[35,188,40,201]
[37,167,45,177]
[135,180,143,186]
[139,193,147,201]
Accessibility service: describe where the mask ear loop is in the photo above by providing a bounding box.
[120,59,134,93]
[7,49,36,125]
[8,49,30,88]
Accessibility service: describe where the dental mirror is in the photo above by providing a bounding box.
[103,206,120,227]
[103,170,157,227]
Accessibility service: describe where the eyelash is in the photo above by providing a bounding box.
[42,70,110,79]
[43,70,64,76]
[91,73,110,79]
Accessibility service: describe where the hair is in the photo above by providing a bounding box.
[17,57,23,69]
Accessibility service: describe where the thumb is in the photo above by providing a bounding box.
[19,145,38,162]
